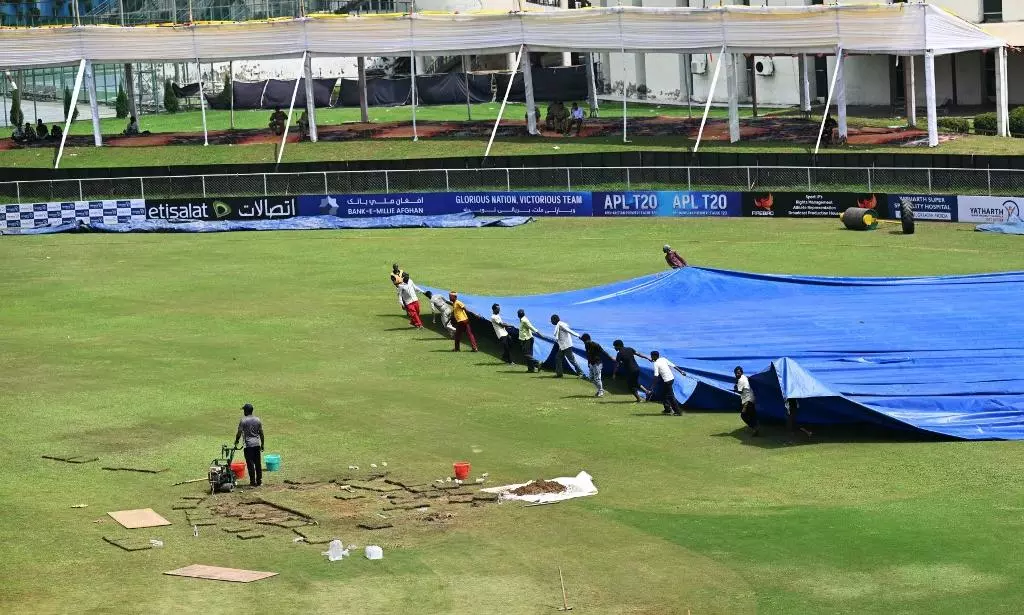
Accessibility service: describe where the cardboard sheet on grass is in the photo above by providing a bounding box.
[164,564,277,583]
[107,508,171,529]
[482,471,597,504]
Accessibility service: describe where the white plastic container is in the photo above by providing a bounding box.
[326,539,347,561]
[365,545,383,560]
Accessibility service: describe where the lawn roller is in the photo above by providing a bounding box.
[208,444,243,494]
[840,200,915,234]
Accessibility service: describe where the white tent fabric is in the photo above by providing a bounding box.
[0,4,1003,69]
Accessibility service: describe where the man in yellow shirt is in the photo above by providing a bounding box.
[449,291,478,352]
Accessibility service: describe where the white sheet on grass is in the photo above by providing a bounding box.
[482,471,597,504]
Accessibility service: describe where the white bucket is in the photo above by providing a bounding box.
[365,545,383,560]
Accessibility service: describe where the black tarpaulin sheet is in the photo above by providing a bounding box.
[416,72,492,105]
[261,78,337,108]
[494,66,588,103]
[172,82,201,98]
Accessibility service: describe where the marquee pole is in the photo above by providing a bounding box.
[54,59,86,169]
[276,52,307,165]
[484,44,524,158]
[693,46,725,154]
[814,46,844,156]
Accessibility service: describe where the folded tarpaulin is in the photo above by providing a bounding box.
[1,212,532,235]
[429,267,1024,440]
[171,82,201,98]
[976,217,1024,235]
[261,78,338,108]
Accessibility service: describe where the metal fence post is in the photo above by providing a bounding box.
[686,167,692,191]
[867,168,872,192]
[323,172,329,195]
[384,170,390,193]
[78,179,84,201]
[201,175,207,198]
[15,181,20,204]
[807,167,812,190]
[566,168,571,191]
[927,168,932,193]
[262,174,268,197]
[626,167,631,191]
[505,168,511,191]
[987,168,992,196]
[139,177,145,200]
[746,166,752,190]
[445,169,450,191]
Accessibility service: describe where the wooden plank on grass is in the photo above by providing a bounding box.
[107,508,171,529]
[164,564,277,583]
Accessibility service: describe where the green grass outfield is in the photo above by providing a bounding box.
[3,103,1022,169]
[3,218,1024,615]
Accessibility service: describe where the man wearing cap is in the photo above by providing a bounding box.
[390,264,405,311]
[233,403,265,487]
[663,245,687,269]
[450,291,478,352]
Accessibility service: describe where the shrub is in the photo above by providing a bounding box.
[163,80,180,114]
[937,117,969,134]
[63,86,79,122]
[10,87,23,128]
[114,84,129,118]
[1011,106,1024,136]
[974,112,998,135]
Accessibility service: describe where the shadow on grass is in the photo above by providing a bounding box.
[711,423,949,448]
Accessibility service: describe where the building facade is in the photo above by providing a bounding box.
[603,0,1023,109]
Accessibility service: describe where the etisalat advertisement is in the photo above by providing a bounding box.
[145,197,297,221]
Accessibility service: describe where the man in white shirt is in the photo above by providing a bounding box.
[734,366,759,436]
[490,304,514,364]
[424,290,456,337]
[549,314,584,378]
[650,350,684,415]
[518,309,540,373]
[397,272,423,328]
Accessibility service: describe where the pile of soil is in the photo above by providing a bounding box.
[510,480,566,496]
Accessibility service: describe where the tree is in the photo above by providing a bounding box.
[10,87,24,129]
[163,80,180,113]
[114,84,129,118]
[213,72,232,109]
[63,86,80,122]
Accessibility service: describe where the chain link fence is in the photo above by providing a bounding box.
[1,166,1022,205]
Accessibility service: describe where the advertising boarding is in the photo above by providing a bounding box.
[145,197,298,221]
[2,200,146,229]
[956,196,1022,223]
[742,192,885,217]
[590,191,741,217]
[887,194,957,221]
[297,192,593,217]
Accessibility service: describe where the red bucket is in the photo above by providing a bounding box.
[230,460,246,479]
[453,461,471,480]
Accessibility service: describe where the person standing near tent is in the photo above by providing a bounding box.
[451,291,478,352]
[580,334,605,397]
[785,398,812,445]
[233,403,264,488]
[650,350,684,415]
[663,245,687,269]
[269,107,287,135]
[397,272,423,328]
[735,366,759,436]
[424,291,456,337]
[612,339,647,403]
[518,308,540,373]
[550,314,583,378]
[490,304,514,364]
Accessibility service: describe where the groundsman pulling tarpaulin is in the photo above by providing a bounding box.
[437,268,1024,440]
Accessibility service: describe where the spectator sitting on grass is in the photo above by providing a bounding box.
[546,101,566,131]
[123,115,140,136]
[49,124,62,142]
[35,119,48,140]
[298,110,309,141]
[565,102,585,136]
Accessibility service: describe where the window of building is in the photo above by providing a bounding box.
[983,0,1003,23]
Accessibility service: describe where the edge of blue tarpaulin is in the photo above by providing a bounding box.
[976,217,1024,235]
[1,213,533,235]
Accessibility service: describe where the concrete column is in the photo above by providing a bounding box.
[600,0,611,94]
[996,46,1009,137]
[836,52,847,139]
[303,53,317,142]
[585,53,599,115]
[924,50,938,148]
[633,0,646,99]
[677,0,691,103]
[84,61,102,147]
[124,63,138,120]
[905,55,917,127]
[522,49,538,135]
[726,53,739,143]
[507,53,518,71]
[798,55,811,114]
[357,56,369,123]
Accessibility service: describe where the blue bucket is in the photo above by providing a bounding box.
[264,453,281,472]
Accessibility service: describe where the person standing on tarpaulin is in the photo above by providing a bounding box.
[450,292,478,352]
[663,245,687,269]
[397,272,423,328]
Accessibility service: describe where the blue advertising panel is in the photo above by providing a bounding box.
[590,191,741,217]
[297,192,592,218]
[887,194,957,222]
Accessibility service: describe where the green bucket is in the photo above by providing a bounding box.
[264,453,281,472]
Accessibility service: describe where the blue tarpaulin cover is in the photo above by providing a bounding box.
[437,267,1024,440]
[0,212,531,235]
[976,217,1024,235]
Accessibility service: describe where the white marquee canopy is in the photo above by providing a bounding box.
[0,3,1004,68]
